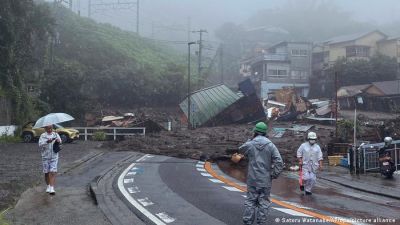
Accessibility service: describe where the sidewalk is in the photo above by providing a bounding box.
[320,166,400,200]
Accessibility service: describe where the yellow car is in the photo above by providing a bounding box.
[21,122,79,143]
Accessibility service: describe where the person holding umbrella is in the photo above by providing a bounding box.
[39,125,61,195]
[35,113,74,195]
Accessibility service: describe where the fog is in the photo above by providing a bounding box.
[67,1,400,32]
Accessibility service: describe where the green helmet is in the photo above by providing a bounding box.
[253,122,268,134]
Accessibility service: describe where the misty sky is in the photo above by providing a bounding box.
[66,0,400,43]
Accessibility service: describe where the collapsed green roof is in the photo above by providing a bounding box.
[179,85,241,127]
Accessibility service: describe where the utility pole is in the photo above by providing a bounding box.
[335,71,338,140]
[188,42,196,129]
[192,29,207,84]
[220,44,224,84]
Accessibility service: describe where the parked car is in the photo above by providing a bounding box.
[21,122,79,143]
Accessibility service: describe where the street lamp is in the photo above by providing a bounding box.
[188,41,196,129]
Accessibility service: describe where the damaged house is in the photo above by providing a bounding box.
[179,79,265,128]
[337,80,400,112]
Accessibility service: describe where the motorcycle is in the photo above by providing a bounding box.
[378,153,396,178]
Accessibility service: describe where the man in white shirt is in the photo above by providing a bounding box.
[297,132,323,195]
[38,125,61,195]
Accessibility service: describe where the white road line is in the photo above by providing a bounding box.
[156,212,176,223]
[222,186,243,192]
[118,155,166,225]
[242,195,247,198]
[273,208,313,217]
[196,164,204,168]
[209,178,224,183]
[280,201,312,210]
[197,161,205,165]
[201,173,212,177]
[137,155,150,162]
[124,178,134,184]
[130,167,140,171]
[137,197,154,207]
[196,168,207,172]
[127,186,140,194]
[127,171,137,176]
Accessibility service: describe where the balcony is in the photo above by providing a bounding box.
[252,53,289,63]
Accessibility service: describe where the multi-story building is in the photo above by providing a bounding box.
[378,37,400,75]
[310,30,392,97]
[241,41,312,99]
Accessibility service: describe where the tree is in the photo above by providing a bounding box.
[313,55,398,98]
[0,0,53,123]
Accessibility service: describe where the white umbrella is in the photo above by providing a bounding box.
[33,113,75,128]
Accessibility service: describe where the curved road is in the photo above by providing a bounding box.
[115,154,352,225]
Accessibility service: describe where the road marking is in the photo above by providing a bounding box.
[197,161,205,165]
[137,197,154,207]
[196,168,207,172]
[222,186,243,192]
[127,171,137,176]
[196,164,204,168]
[156,212,176,223]
[209,178,224,183]
[242,195,247,198]
[128,186,140,194]
[204,162,351,225]
[124,178,134,184]
[201,173,212,177]
[118,154,166,225]
[273,207,313,217]
[281,201,312,210]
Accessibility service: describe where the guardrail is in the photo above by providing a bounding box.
[73,127,146,141]
[360,141,399,173]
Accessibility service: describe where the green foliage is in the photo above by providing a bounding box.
[318,55,398,97]
[337,119,361,142]
[0,0,54,124]
[37,6,186,119]
[0,135,22,143]
[93,131,107,141]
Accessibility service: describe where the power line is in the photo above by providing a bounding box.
[88,0,139,34]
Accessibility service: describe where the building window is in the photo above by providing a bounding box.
[346,46,370,57]
[268,69,288,78]
[291,70,308,79]
[291,49,308,56]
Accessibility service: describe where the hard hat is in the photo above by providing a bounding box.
[253,122,268,134]
[384,137,392,144]
[307,132,317,140]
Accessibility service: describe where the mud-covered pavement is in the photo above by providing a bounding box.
[106,122,334,167]
[0,142,106,212]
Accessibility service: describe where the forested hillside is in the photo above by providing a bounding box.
[1,1,187,123]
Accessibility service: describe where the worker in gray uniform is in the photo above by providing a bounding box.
[297,132,323,195]
[238,122,283,225]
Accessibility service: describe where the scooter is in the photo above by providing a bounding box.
[379,153,396,178]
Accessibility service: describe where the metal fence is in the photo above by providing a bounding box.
[360,141,400,173]
[73,127,146,141]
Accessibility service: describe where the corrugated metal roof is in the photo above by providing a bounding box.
[372,80,400,96]
[179,85,241,127]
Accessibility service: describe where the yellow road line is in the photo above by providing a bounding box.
[204,162,350,225]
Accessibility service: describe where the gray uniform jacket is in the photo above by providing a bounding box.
[239,135,283,187]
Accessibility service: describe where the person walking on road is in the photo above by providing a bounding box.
[238,122,283,225]
[39,125,61,195]
[297,132,323,195]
